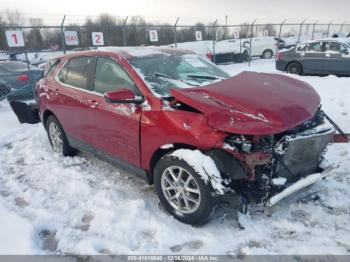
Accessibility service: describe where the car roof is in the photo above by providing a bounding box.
[56,46,194,61]
[300,38,350,45]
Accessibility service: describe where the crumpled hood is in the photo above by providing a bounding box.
[170,71,320,135]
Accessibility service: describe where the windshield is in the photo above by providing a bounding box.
[129,53,230,97]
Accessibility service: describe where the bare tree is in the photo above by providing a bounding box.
[5,9,26,27]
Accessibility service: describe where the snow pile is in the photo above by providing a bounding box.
[170,149,225,194]
[0,199,37,254]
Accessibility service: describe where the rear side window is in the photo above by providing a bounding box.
[43,59,60,77]
[307,42,322,52]
[58,57,93,90]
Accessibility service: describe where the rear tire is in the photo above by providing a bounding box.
[45,115,76,156]
[154,154,217,225]
[286,61,303,75]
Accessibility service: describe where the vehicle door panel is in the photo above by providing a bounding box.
[88,56,142,167]
[48,56,95,144]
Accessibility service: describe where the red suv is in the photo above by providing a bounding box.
[32,47,335,225]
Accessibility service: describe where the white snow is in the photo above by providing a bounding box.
[170,149,225,194]
[0,198,38,254]
[0,58,350,255]
[272,177,287,186]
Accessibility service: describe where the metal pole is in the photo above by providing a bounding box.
[340,21,346,33]
[174,17,179,48]
[248,19,257,67]
[326,20,332,38]
[60,15,66,54]
[212,19,218,64]
[297,19,306,43]
[275,19,286,61]
[311,20,318,40]
[225,15,228,39]
[122,16,128,47]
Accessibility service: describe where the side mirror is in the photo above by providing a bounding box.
[104,89,144,104]
[341,48,349,55]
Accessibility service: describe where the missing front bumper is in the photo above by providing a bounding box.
[266,167,333,207]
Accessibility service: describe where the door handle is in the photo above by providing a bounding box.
[87,100,99,108]
[325,53,331,57]
[300,53,305,57]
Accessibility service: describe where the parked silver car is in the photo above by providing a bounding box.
[276,38,350,76]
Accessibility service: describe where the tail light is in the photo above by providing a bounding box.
[206,52,213,61]
[276,52,284,61]
[16,74,29,81]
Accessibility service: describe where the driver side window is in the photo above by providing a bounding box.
[94,57,138,95]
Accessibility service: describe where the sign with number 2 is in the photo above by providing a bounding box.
[92,32,104,46]
[5,30,25,47]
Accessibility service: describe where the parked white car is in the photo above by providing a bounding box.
[242,36,277,58]
[168,41,213,60]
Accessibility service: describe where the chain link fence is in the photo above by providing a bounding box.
[1,18,349,101]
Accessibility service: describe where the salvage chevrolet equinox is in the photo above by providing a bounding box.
[28,47,337,225]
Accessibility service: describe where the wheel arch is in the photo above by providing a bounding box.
[286,60,303,73]
[148,143,198,184]
[42,109,56,126]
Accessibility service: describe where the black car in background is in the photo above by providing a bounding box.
[276,38,350,76]
[0,61,43,101]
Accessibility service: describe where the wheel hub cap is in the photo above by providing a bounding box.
[161,166,201,214]
[49,122,63,153]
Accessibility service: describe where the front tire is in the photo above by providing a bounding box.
[262,49,273,59]
[45,115,76,156]
[154,154,217,225]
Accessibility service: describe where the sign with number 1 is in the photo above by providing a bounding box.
[92,32,104,46]
[195,31,202,41]
[5,30,25,47]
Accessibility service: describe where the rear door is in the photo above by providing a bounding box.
[88,56,142,167]
[51,56,97,144]
[298,41,325,74]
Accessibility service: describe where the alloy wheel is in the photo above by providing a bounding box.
[49,122,63,153]
[161,166,201,214]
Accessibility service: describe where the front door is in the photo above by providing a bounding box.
[88,56,142,167]
[322,41,350,76]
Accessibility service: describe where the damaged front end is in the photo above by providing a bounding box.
[218,109,335,208]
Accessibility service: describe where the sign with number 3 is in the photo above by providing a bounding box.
[92,32,104,46]
[149,30,158,42]
[5,30,25,47]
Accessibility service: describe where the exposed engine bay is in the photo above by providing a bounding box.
[210,109,336,207]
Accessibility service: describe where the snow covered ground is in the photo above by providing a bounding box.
[0,59,350,255]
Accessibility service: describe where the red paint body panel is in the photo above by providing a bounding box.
[171,72,321,135]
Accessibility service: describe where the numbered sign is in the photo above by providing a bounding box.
[64,31,79,46]
[195,31,202,41]
[232,29,240,39]
[149,30,158,42]
[263,30,269,37]
[5,30,25,47]
[92,32,104,46]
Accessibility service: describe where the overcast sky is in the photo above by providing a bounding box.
[1,0,349,24]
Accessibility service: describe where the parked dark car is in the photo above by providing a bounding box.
[12,47,337,225]
[276,38,350,76]
[0,61,43,101]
